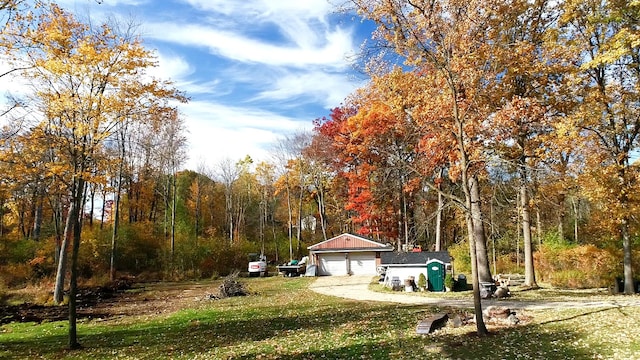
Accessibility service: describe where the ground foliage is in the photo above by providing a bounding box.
[1,277,639,359]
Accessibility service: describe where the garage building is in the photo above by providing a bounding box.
[308,234,394,276]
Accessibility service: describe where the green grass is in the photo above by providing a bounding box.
[1,277,639,359]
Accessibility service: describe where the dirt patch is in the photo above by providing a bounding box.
[0,280,220,325]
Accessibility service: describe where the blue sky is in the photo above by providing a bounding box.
[52,0,375,171]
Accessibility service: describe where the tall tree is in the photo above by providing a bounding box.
[216,157,240,242]
[3,3,185,347]
[350,0,510,335]
[560,0,640,294]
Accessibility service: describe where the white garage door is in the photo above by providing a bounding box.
[319,253,347,276]
[349,252,377,275]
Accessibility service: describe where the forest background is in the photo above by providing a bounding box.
[1,0,640,308]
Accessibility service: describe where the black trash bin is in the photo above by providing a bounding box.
[456,274,467,291]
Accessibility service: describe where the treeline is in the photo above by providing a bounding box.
[2,0,640,305]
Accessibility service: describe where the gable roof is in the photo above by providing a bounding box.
[380,251,451,265]
[308,233,393,252]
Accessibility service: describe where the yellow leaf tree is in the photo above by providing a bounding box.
[560,0,640,294]
[3,2,185,347]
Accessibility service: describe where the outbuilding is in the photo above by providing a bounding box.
[308,234,394,276]
[381,251,452,291]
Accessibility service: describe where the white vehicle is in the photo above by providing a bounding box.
[248,253,267,277]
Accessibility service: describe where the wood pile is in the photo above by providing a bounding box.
[495,273,525,287]
[217,272,249,298]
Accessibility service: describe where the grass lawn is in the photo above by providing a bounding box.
[1,276,639,359]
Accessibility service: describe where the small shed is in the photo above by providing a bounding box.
[381,251,452,290]
[308,234,394,276]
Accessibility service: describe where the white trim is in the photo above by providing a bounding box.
[310,248,392,254]
[307,233,391,250]
[384,263,429,268]
[426,259,445,265]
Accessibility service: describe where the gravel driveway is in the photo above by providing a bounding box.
[309,275,640,310]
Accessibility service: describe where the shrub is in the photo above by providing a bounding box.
[495,253,521,274]
[5,238,39,264]
[535,243,618,288]
[444,273,455,291]
[0,275,7,302]
[0,263,35,287]
[417,273,427,290]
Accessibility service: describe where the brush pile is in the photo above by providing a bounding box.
[216,271,249,299]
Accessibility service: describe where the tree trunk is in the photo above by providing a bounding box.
[51,198,62,266]
[317,181,328,241]
[195,179,201,245]
[100,186,107,229]
[490,188,497,276]
[0,198,3,237]
[171,170,176,257]
[618,166,635,294]
[53,200,76,304]
[296,179,304,259]
[469,176,492,283]
[572,197,579,243]
[466,200,488,336]
[165,174,170,239]
[271,201,279,263]
[557,191,565,240]
[286,179,293,261]
[68,177,85,349]
[110,184,121,281]
[88,184,95,228]
[110,166,123,281]
[435,187,444,251]
[536,208,542,247]
[400,174,409,248]
[453,84,488,336]
[622,218,634,294]
[32,187,44,241]
[520,173,537,287]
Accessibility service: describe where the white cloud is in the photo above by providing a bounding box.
[18,0,366,173]
[181,0,333,21]
[256,70,363,108]
[180,99,310,170]
[183,100,303,132]
[144,22,354,69]
[56,0,149,6]
[147,51,193,80]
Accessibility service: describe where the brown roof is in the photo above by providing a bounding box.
[308,233,393,251]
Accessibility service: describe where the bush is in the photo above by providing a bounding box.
[535,243,618,288]
[444,273,454,291]
[417,273,427,290]
[0,275,7,302]
[5,238,39,264]
[0,263,35,287]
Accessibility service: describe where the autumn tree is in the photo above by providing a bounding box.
[560,0,640,294]
[351,0,525,335]
[3,3,185,347]
[313,106,360,236]
[272,132,313,260]
[256,161,278,259]
[216,157,240,242]
[154,108,187,257]
[303,131,339,241]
